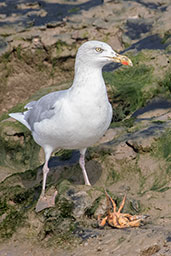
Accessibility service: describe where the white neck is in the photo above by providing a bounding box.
[71,61,105,92]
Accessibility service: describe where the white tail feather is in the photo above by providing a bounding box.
[9,112,31,131]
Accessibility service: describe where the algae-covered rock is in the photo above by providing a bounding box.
[0,118,41,176]
[0,170,102,245]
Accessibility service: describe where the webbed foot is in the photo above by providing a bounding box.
[35,190,58,212]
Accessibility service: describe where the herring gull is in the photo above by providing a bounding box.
[9,40,133,212]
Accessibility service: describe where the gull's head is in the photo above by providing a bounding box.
[76,40,133,69]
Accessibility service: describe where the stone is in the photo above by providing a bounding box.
[46,21,64,28]
[0,36,10,56]
[68,190,91,218]
[114,142,137,160]
[0,14,6,19]
[26,10,47,18]
[16,2,40,10]
[92,18,109,29]
[41,32,73,48]
[0,2,6,7]
[122,34,132,47]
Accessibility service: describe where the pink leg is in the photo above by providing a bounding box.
[36,146,57,212]
[79,148,91,186]
[41,147,52,197]
[41,160,49,197]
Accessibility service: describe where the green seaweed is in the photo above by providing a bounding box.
[0,170,40,240]
[58,197,74,218]
[158,70,171,93]
[14,45,22,60]
[129,199,141,214]
[150,177,168,192]
[0,120,40,170]
[105,168,120,185]
[0,209,25,239]
[68,7,80,13]
[155,129,171,162]
[0,199,8,216]
[104,63,153,121]
[0,51,11,63]
[55,149,73,161]
[161,30,171,44]
[55,40,67,56]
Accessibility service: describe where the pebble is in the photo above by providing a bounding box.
[0,14,6,19]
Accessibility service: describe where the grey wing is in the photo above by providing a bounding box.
[24,90,66,130]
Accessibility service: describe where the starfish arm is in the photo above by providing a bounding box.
[108,214,119,227]
[128,214,148,221]
[105,191,117,213]
[98,215,108,227]
[127,219,141,227]
[118,195,126,213]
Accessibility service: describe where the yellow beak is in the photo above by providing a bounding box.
[109,53,133,66]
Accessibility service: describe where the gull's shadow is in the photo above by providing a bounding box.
[36,150,102,186]
[49,150,80,168]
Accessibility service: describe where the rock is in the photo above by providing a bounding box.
[66,189,92,218]
[67,17,86,30]
[0,2,6,7]
[107,35,123,52]
[0,118,41,172]
[125,120,171,153]
[26,10,47,18]
[46,21,64,28]
[0,36,10,56]
[114,142,137,160]
[132,98,171,119]
[126,137,154,153]
[140,244,161,256]
[55,33,73,45]
[97,128,121,144]
[73,227,99,240]
[126,18,153,39]
[71,30,89,41]
[10,39,30,50]
[94,197,106,217]
[32,37,44,49]
[41,32,73,48]
[92,18,109,29]
[0,14,6,19]
[121,34,132,47]
[16,2,40,10]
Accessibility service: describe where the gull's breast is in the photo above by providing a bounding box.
[33,95,112,150]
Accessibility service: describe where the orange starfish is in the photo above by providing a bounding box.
[98,192,147,228]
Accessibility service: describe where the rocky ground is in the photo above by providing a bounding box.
[0,0,171,255]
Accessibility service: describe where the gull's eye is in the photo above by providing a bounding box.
[95,47,103,53]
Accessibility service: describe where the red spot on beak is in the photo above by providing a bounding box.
[122,61,129,65]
